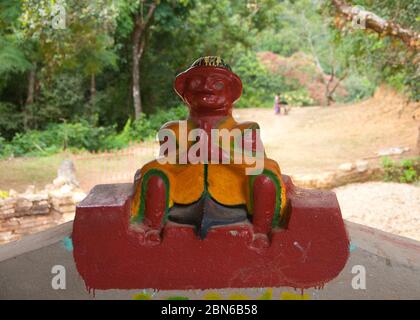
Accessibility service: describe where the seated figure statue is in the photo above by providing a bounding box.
[130,56,287,249]
[73,56,349,290]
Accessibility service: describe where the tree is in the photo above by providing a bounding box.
[17,0,119,126]
[69,2,119,107]
[137,0,281,111]
[259,0,349,106]
[298,7,348,106]
[130,0,159,119]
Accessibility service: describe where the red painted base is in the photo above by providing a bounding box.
[72,175,349,291]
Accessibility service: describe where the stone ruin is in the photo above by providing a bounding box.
[0,160,86,244]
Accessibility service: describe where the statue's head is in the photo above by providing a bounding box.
[174,56,242,115]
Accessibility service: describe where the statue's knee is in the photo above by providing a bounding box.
[253,175,276,197]
[143,174,167,230]
[251,174,277,235]
[146,175,165,191]
[145,175,167,209]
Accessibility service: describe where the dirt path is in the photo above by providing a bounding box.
[235,89,418,175]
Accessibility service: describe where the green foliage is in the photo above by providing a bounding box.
[139,0,279,113]
[125,105,188,143]
[338,73,376,103]
[281,89,314,106]
[381,157,419,184]
[0,36,31,76]
[28,73,86,128]
[138,104,187,140]
[0,121,111,157]
[324,0,419,100]
[234,51,299,108]
[0,102,24,140]
[0,0,418,158]
[148,105,188,130]
[0,190,9,199]
[0,105,188,158]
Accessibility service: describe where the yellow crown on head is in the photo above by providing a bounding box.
[175,56,242,103]
[190,56,232,71]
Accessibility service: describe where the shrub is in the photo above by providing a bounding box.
[148,105,188,130]
[0,105,189,158]
[0,190,9,199]
[0,121,116,157]
[128,105,188,142]
[338,74,376,103]
[0,102,24,140]
[233,52,301,108]
[281,89,314,106]
[382,157,419,184]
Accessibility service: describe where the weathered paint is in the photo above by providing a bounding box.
[63,236,73,252]
[203,292,223,300]
[131,289,305,300]
[132,292,152,300]
[72,176,349,291]
[166,296,190,300]
[258,289,273,300]
[349,242,357,252]
[281,291,311,300]
[228,293,250,300]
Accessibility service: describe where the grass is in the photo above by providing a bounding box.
[0,142,157,192]
[0,153,67,192]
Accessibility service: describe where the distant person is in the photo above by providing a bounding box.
[274,95,280,115]
[280,97,289,115]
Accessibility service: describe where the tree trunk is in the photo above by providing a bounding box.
[24,66,36,130]
[90,73,96,104]
[327,70,348,105]
[324,69,334,107]
[132,36,142,119]
[131,1,158,120]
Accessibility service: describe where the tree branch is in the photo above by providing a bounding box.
[330,69,348,95]
[331,0,419,49]
[132,0,158,57]
[137,36,146,60]
[134,1,158,31]
[143,0,158,28]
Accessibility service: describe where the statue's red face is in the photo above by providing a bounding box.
[182,68,234,114]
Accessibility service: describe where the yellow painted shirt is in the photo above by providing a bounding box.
[131,117,287,221]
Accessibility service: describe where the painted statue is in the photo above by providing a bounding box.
[131,56,286,249]
[73,57,349,292]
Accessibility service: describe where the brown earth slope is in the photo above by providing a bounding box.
[235,86,419,176]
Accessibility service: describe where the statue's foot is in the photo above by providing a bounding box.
[145,229,162,246]
[130,224,162,246]
[250,233,270,251]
